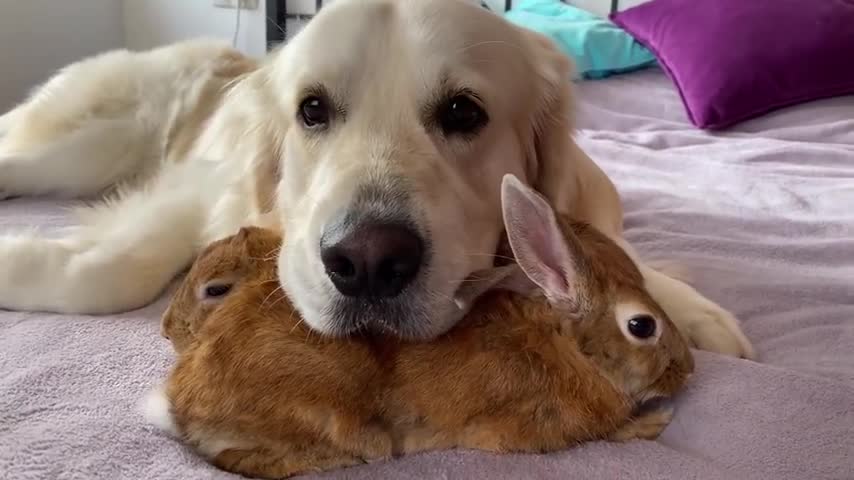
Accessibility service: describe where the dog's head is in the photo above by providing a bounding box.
[248,0,577,339]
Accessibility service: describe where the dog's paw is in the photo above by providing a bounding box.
[685,305,756,360]
[0,233,71,312]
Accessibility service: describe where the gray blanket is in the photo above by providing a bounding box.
[1,68,852,479]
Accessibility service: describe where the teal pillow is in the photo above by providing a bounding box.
[505,0,657,80]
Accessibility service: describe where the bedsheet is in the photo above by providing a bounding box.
[1,68,852,479]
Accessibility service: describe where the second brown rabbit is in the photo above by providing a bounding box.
[143,174,694,479]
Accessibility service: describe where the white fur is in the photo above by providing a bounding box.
[139,385,178,437]
[0,109,16,135]
[139,385,245,458]
[0,119,146,199]
[0,159,244,313]
[0,0,754,358]
[192,434,246,459]
[0,39,263,313]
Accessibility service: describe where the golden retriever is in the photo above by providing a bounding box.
[0,0,753,358]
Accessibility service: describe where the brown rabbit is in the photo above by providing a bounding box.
[143,174,694,479]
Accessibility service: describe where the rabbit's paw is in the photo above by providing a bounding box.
[610,404,674,442]
[214,447,365,479]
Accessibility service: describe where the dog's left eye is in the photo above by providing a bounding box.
[438,95,488,135]
[299,96,331,129]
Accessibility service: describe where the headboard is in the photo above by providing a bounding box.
[266,0,623,49]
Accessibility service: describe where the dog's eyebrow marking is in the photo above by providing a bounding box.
[419,72,451,119]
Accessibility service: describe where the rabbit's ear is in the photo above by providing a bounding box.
[501,174,579,306]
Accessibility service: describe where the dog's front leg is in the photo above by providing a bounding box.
[0,161,228,314]
[639,264,756,359]
[0,118,150,200]
[607,236,755,359]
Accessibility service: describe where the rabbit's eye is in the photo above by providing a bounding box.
[627,314,656,339]
[204,283,232,298]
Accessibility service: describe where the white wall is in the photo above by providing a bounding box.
[0,0,125,112]
[123,0,268,57]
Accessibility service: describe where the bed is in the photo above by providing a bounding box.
[1,63,853,480]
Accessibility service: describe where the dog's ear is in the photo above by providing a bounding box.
[237,68,286,215]
[196,65,286,216]
[521,29,581,217]
[520,29,624,237]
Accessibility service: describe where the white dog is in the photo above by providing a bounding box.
[0,0,753,358]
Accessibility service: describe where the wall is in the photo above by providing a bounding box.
[0,0,650,113]
[123,0,268,57]
[0,0,125,112]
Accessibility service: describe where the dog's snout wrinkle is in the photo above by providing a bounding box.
[320,219,424,299]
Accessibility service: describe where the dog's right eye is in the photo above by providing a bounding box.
[437,94,488,136]
[299,96,331,129]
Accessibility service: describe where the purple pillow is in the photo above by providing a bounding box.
[611,0,854,129]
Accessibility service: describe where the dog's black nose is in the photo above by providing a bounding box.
[320,222,423,298]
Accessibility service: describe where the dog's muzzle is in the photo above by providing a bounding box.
[318,182,431,336]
